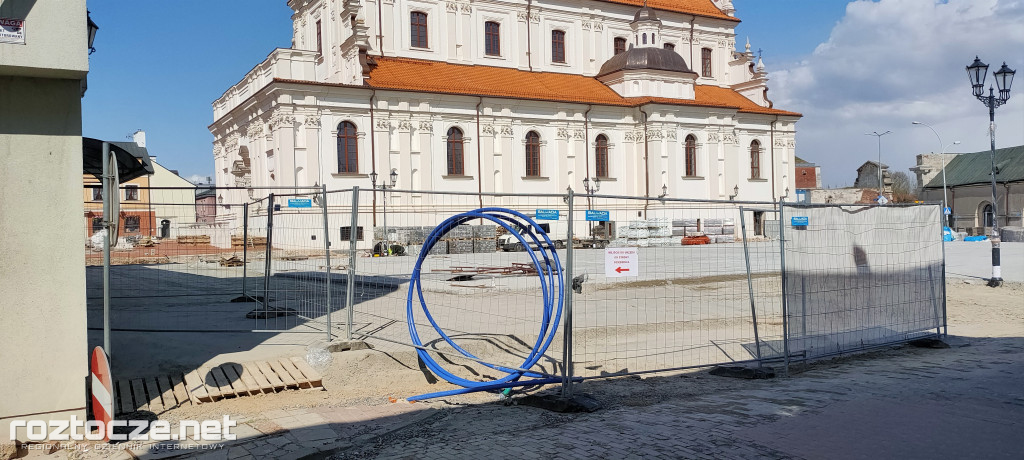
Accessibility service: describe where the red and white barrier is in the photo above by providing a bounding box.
[90,347,113,441]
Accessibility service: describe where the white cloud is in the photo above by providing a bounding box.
[769,0,1024,187]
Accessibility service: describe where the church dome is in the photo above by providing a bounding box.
[596,47,694,77]
[633,6,661,24]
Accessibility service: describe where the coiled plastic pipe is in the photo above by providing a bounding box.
[407,208,565,401]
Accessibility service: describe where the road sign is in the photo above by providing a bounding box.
[944,207,951,215]
[605,247,638,278]
[535,209,560,220]
[791,216,809,227]
[288,198,313,208]
[586,210,610,222]
[876,195,888,205]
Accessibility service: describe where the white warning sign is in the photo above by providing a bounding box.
[605,247,638,278]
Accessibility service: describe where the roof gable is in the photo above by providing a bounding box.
[599,0,738,22]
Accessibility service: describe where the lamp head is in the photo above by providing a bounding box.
[87,11,99,55]
[967,56,989,97]
[369,170,378,185]
[389,168,398,186]
[994,62,1015,100]
[593,176,601,192]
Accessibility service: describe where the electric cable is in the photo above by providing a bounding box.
[406,208,567,401]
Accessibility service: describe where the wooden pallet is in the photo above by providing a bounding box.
[112,358,324,415]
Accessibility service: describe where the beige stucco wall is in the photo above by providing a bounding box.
[922,182,1024,230]
[0,0,88,79]
[0,76,87,441]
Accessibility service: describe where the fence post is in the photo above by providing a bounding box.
[939,207,948,337]
[242,201,249,300]
[739,208,763,366]
[262,194,276,321]
[321,184,333,342]
[561,188,576,399]
[778,201,790,377]
[345,187,360,341]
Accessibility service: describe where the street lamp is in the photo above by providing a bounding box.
[87,11,99,55]
[370,169,398,256]
[658,184,668,199]
[864,131,892,203]
[583,177,601,246]
[966,56,1015,287]
[912,121,961,226]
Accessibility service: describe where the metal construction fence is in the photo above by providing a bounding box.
[88,186,946,396]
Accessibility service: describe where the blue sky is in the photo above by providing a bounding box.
[83,0,1023,187]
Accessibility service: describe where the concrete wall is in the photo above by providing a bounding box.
[0,0,88,79]
[0,76,87,441]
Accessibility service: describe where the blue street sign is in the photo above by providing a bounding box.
[535,209,560,220]
[944,207,951,215]
[288,198,313,208]
[586,210,610,222]
[791,216,809,227]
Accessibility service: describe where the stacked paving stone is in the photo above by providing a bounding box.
[610,218,676,247]
[376,225,497,255]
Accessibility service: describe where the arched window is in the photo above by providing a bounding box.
[410,12,428,48]
[595,134,609,178]
[685,135,697,177]
[337,121,358,173]
[485,21,500,56]
[614,37,626,55]
[446,127,464,176]
[551,30,566,63]
[664,43,675,51]
[525,131,541,177]
[983,203,995,227]
[701,47,713,77]
[642,33,647,45]
[750,140,761,179]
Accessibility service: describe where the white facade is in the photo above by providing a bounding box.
[210,0,799,243]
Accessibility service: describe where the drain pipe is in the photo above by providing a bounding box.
[476,97,484,209]
[526,0,534,71]
[640,106,651,219]
[370,90,378,227]
[377,0,384,56]
[584,104,592,208]
[770,115,778,205]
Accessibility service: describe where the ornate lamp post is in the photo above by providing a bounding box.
[370,169,398,256]
[966,56,1015,287]
[864,131,892,203]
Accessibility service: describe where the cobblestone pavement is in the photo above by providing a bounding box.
[146,334,1021,460]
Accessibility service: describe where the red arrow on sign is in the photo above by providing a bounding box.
[615,266,630,273]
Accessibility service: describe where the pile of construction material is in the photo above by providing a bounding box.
[231,235,267,249]
[177,235,212,245]
[671,219,737,243]
[610,218,676,247]
[377,225,497,255]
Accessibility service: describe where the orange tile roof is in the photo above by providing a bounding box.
[599,0,739,22]
[365,57,801,117]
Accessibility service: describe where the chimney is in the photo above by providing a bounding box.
[133,130,146,147]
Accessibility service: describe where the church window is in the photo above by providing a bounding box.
[337,121,358,173]
[750,140,761,179]
[525,131,541,177]
[702,48,713,77]
[595,135,609,178]
[485,22,500,56]
[551,30,565,63]
[446,127,465,176]
[411,12,428,48]
[316,20,322,55]
[685,135,697,177]
[614,37,626,55]
[664,43,674,51]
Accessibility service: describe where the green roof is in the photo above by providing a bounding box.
[923,145,1024,188]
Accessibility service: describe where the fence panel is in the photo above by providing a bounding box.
[781,203,945,359]
[569,196,782,379]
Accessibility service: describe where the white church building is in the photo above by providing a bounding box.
[210,0,800,241]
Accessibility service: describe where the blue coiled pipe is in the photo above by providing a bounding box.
[406,208,565,401]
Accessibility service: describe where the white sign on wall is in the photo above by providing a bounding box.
[0,18,26,45]
[605,247,638,278]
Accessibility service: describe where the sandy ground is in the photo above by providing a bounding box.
[117,278,1022,430]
